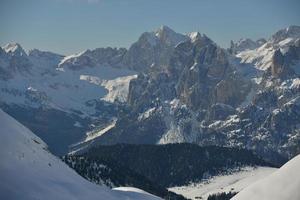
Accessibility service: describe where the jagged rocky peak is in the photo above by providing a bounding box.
[28,48,64,59]
[229,38,264,54]
[188,32,201,42]
[270,25,300,43]
[146,25,189,46]
[91,47,127,60]
[189,32,215,48]
[155,25,174,35]
[59,47,127,70]
[168,31,249,110]
[134,25,187,48]
[154,25,188,46]
[3,42,27,56]
[123,26,188,72]
[0,44,32,79]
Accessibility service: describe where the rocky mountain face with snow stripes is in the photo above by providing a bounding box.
[1,25,300,164]
[93,25,300,165]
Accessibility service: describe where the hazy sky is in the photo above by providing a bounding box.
[1,0,299,55]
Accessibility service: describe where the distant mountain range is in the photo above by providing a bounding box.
[1,25,300,164]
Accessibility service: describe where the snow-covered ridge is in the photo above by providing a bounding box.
[0,109,161,200]
[58,50,86,67]
[3,42,27,56]
[84,119,117,142]
[113,187,161,198]
[230,38,265,54]
[237,25,300,70]
[233,154,300,200]
[169,167,276,200]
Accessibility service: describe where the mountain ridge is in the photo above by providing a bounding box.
[1,25,299,163]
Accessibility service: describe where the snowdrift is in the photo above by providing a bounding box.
[0,109,161,200]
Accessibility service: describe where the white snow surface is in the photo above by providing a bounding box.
[138,107,157,121]
[113,187,161,199]
[232,155,300,200]
[236,35,299,71]
[236,43,275,70]
[84,119,117,142]
[168,167,276,200]
[0,48,136,116]
[101,75,137,103]
[0,109,161,200]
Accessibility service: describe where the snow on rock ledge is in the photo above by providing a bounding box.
[101,75,138,103]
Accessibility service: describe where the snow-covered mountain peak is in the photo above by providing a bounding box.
[123,26,189,71]
[155,25,177,38]
[270,25,300,43]
[188,32,215,47]
[3,42,27,56]
[154,25,188,46]
[155,25,174,35]
[188,32,202,43]
[137,25,188,48]
[229,38,262,54]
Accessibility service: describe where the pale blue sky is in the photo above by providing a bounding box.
[1,0,299,55]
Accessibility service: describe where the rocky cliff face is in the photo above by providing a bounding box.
[92,26,300,165]
[123,25,189,72]
[1,26,300,164]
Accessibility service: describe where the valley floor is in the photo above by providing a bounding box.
[168,166,276,200]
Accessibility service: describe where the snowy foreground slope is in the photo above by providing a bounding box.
[233,154,300,200]
[169,167,276,200]
[0,109,161,200]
